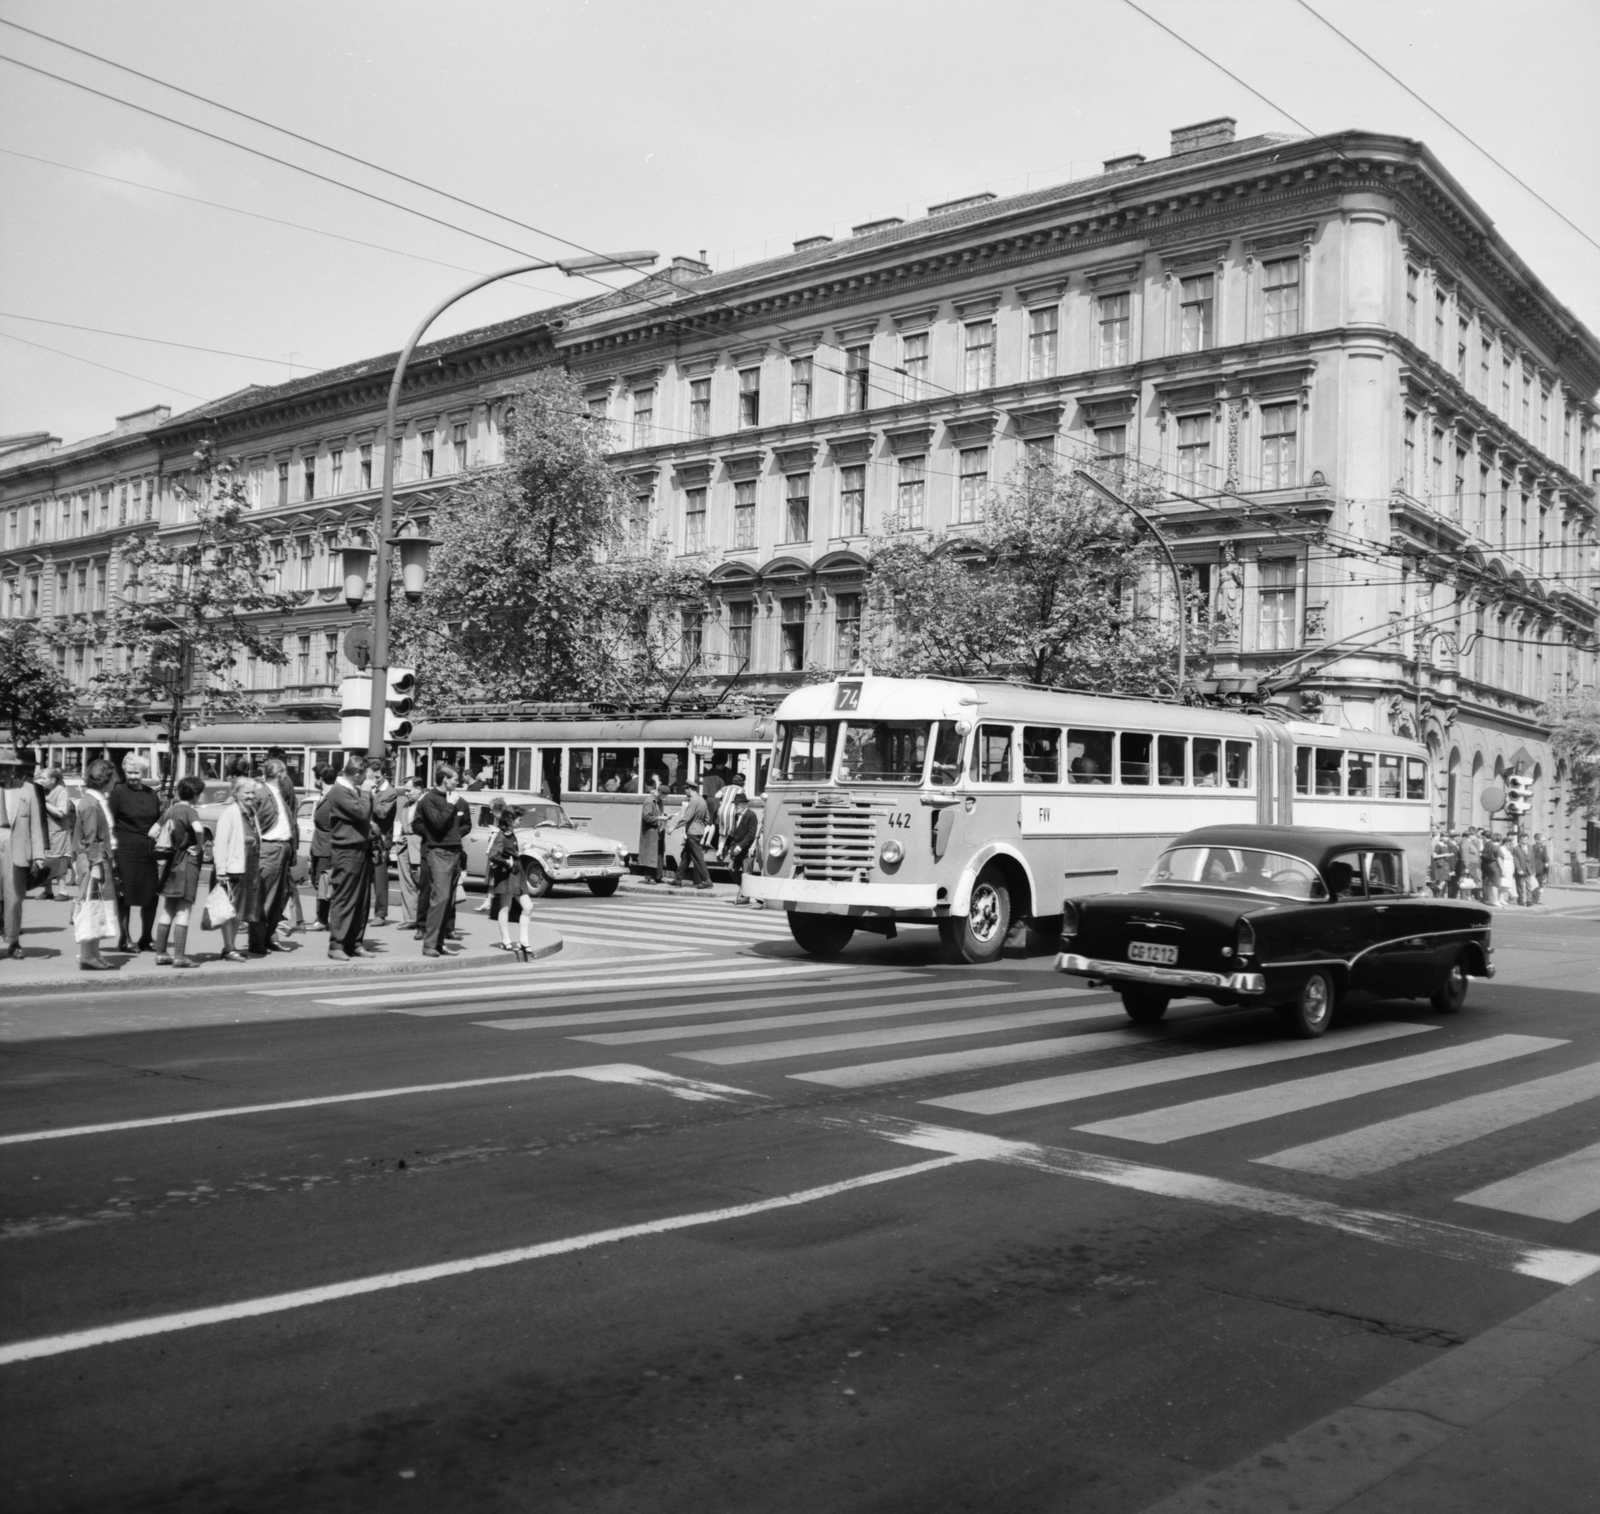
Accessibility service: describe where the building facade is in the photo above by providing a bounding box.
[4,118,1599,857]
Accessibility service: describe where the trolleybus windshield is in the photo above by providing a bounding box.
[838,721,932,783]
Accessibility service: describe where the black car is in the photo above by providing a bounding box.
[1056,824,1493,1038]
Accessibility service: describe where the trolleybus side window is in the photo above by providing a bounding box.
[1067,729,1112,783]
[1225,739,1252,789]
[1295,746,1311,795]
[1314,748,1343,795]
[1022,727,1061,784]
[1193,737,1222,787]
[839,721,930,784]
[777,722,836,782]
[1158,734,1186,786]
[929,723,963,787]
[568,747,596,793]
[1406,757,1427,801]
[1378,753,1402,799]
[1118,732,1151,785]
[1347,751,1373,798]
[970,725,1013,783]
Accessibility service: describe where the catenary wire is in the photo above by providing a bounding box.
[0,311,323,368]
[0,330,209,401]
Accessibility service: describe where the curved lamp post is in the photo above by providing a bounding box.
[363,249,659,759]
[1073,469,1186,691]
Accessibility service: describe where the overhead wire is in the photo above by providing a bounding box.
[0,330,209,401]
[0,311,322,368]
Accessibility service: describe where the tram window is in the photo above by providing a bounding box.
[1347,752,1373,798]
[1314,748,1343,796]
[644,746,691,792]
[194,748,222,780]
[1193,738,1222,788]
[567,747,595,793]
[1067,730,1112,784]
[1406,758,1427,801]
[598,747,640,792]
[1119,732,1152,785]
[929,723,963,787]
[754,751,771,795]
[777,723,836,782]
[465,748,504,789]
[508,747,535,790]
[432,748,468,785]
[712,747,753,792]
[970,725,1013,783]
[1022,727,1061,784]
[1295,747,1311,795]
[1225,740,1252,789]
[1158,735,1186,786]
[1378,753,1402,799]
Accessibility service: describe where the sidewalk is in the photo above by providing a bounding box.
[1145,1271,1600,1512]
[0,888,562,995]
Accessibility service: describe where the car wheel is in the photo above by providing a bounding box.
[939,867,1012,964]
[787,913,855,958]
[1280,969,1336,1039]
[1430,949,1469,1014]
[1120,988,1170,1024]
[523,862,553,899]
[587,877,620,897]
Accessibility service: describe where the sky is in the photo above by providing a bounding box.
[2,0,1598,448]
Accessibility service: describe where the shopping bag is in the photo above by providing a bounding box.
[73,884,117,944]
[201,882,235,931]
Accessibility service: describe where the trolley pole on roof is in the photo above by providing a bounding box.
[366,248,660,761]
[1072,469,1186,693]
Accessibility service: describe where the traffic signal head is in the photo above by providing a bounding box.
[1505,772,1533,816]
[384,665,416,744]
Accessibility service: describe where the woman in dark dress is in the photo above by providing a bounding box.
[107,753,161,951]
[486,808,537,962]
[153,775,207,969]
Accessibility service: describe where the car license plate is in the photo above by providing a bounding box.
[1128,941,1178,965]
[578,867,605,878]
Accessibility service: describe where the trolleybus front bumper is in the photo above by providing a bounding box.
[1055,953,1266,995]
[739,875,944,913]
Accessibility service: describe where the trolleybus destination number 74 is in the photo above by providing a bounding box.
[741,675,1431,963]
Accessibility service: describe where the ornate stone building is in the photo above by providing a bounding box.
[4,117,1599,855]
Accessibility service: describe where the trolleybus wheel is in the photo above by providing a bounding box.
[787,913,856,958]
[939,868,1012,964]
[1119,988,1170,1024]
[587,877,620,897]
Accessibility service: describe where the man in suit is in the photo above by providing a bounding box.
[395,774,424,928]
[364,758,399,927]
[724,793,760,904]
[2,762,47,959]
[1531,832,1551,903]
[249,757,296,954]
[669,781,713,890]
[317,757,374,961]
[412,764,472,957]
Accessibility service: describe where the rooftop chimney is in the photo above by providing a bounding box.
[114,404,172,435]
[793,234,833,252]
[1170,117,1236,156]
[1101,153,1147,173]
[669,254,710,277]
[850,216,904,237]
[926,191,996,218]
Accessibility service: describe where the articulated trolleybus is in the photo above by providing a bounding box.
[744,675,1432,962]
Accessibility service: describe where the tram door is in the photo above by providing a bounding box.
[541,748,562,804]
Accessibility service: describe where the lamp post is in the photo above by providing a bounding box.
[364,249,659,759]
[1072,469,1186,691]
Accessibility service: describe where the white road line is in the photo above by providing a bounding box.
[0,1154,969,1367]
[1079,1035,1567,1145]
[545,902,791,930]
[792,1026,1145,1088]
[553,924,784,948]
[314,962,861,1008]
[249,950,703,997]
[924,1022,1436,1116]
[678,1000,1121,1066]
[1255,1059,1600,1178]
[575,984,1035,1044]
[473,975,971,1029]
[0,1063,760,1149]
[844,1114,1600,1286]
[1457,1138,1600,1223]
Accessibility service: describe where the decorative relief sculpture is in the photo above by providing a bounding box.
[1212,542,1243,645]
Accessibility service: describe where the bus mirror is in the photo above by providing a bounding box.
[954,721,971,735]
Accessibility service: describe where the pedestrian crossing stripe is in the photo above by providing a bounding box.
[923,1022,1436,1116]
[1256,1059,1600,1179]
[247,949,704,997]
[1076,1035,1566,1145]
[1457,1137,1600,1223]
[791,1025,1152,1089]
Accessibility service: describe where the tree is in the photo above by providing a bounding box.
[862,455,1181,695]
[0,622,81,755]
[393,370,709,708]
[91,444,301,793]
[1545,692,1600,818]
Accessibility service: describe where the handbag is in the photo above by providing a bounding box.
[149,810,176,853]
[73,877,118,945]
[201,877,235,930]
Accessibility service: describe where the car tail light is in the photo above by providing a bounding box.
[1060,901,1080,941]
[1236,918,1257,958]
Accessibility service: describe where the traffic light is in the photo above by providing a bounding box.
[1505,771,1533,817]
[338,674,372,753]
[384,666,416,744]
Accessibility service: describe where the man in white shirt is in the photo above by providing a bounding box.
[250,758,296,954]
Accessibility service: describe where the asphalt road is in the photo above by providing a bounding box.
[4,890,1600,1513]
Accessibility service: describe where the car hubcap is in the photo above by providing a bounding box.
[970,885,1001,942]
[1305,978,1329,1026]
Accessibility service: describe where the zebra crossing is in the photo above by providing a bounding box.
[271,948,1600,1231]
[515,888,796,956]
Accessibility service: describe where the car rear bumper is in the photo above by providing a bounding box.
[1055,952,1266,995]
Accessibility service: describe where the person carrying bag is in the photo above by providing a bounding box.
[70,758,120,971]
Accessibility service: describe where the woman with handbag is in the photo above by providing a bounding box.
[71,758,120,972]
[151,776,207,969]
[107,753,161,953]
[210,768,262,963]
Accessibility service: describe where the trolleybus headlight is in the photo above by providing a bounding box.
[767,835,789,860]
[879,839,904,867]
[1060,901,1080,941]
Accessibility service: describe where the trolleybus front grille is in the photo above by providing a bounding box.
[792,802,882,880]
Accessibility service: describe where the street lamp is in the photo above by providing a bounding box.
[1073,469,1186,691]
[365,248,659,759]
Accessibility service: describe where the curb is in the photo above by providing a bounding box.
[2,932,564,998]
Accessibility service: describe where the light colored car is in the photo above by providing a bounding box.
[459,792,627,896]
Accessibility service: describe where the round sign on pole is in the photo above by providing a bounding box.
[343,624,373,671]
[1481,784,1505,814]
